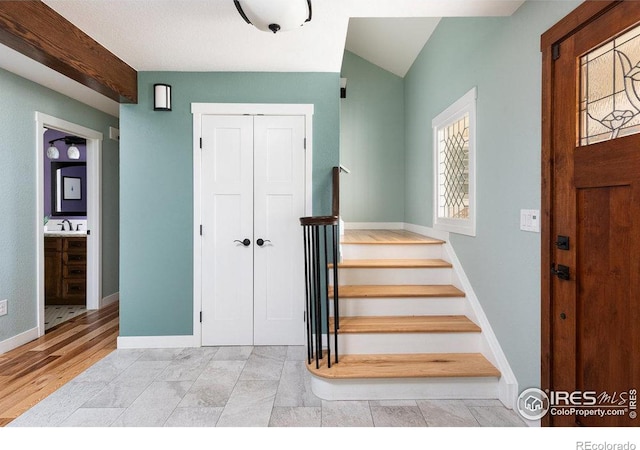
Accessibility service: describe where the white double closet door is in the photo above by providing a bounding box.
[200,114,306,346]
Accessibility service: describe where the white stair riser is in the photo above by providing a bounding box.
[330,267,452,286]
[341,244,443,260]
[330,297,467,317]
[336,332,482,354]
[310,375,500,401]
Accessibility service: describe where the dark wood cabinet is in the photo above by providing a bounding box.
[45,236,86,305]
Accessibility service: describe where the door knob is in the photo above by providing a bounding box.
[256,239,271,247]
[234,238,251,246]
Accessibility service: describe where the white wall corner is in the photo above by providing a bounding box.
[101,292,119,308]
[117,335,198,349]
[0,327,39,355]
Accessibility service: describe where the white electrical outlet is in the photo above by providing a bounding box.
[520,209,540,233]
[0,299,7,317]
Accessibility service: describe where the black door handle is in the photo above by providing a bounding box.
[256,239,271,247]
[234,238,251,247]
[551,263,570,280]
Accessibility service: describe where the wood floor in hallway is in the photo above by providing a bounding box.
[0,301,118,426]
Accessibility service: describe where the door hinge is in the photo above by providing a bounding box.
[199,137,203,149]
[552,43,560,61]
[200,311,203,323]
[200,225,203,236]
[304,138,306,150]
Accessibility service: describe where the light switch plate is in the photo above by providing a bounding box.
[520,209,540,233]
[0,299,7,316]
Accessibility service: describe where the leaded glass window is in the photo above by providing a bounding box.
[433,87,476,237]
[438,115,469,220]
[580,24,640,146]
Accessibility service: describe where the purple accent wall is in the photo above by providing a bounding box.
[44,129,87,219]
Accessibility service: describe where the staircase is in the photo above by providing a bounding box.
[306,229,504,402]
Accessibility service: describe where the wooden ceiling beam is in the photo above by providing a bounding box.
[0,1,137,103]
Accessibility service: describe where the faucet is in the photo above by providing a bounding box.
[60,219,73,231]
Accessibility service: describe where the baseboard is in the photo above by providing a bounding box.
[0,327,39,355]
[402,222,450,242]
[101,291,119,308]
[117,334,198,349]
[344,222,404,230]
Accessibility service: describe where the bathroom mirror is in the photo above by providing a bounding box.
[51,162,86,216]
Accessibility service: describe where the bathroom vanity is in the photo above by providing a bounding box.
[45,235,86,305]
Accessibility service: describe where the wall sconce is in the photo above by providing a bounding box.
[154,83,172,111]
[340,78,347,99]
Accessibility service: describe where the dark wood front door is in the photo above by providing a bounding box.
[542,1,640,427]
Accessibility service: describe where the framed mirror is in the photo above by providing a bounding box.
[51,162,86,216]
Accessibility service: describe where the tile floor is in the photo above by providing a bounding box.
[8,346,527,427]
[44,305,87,331]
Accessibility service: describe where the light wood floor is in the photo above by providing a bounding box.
[0,302,118,426]
[342,229,444,245]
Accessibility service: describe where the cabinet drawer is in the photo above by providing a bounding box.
[63,264,86,279]
[64,237,87,252]
[63,252,86,264]
[62,279,86,299]
[45,237,62,251]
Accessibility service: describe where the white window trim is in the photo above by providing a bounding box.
[432,87,477,237]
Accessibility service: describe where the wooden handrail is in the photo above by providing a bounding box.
[300,216,339,226]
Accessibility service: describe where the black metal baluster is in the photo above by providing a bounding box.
[313,226,322,369]
[302,226,312,365]
[332,223,339,364]
[323,225,331,368]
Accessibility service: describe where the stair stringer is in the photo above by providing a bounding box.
[404,223,518,410]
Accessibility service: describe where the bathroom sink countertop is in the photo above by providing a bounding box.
[44,231,87,237]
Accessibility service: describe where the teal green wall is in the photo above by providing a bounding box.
[119,72,340,336]
[0,67,119,345]
[340,51,405,222]
[404,0,581,391]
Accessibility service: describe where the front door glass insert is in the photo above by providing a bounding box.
[580,23,640,145]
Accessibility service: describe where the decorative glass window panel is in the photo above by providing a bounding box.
[580,23,640,146]
[433,87,476,237]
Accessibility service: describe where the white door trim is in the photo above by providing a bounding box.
[192,103,314,346]
[35,112,103,337]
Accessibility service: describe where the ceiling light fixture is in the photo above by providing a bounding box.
[234,0,312,34]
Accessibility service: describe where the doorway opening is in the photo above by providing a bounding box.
[36,113,103,336]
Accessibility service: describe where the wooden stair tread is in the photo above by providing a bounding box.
[330,285,465,298]
[342,230,444,245]
[307,353,500,379]
[329,315,481,333]
[330,259,452,269]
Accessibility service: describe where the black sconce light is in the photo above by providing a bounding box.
[154,83,172,111]
[340,78,347,99]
